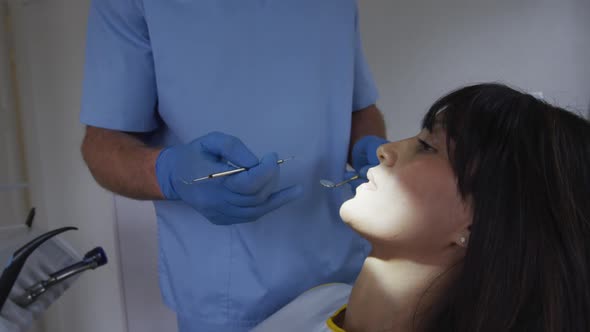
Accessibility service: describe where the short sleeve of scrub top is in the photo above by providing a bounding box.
[80,0,159,132]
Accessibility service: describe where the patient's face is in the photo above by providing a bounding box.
[340,125,471,257]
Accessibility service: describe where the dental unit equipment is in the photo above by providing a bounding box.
[13,247,107,307]
[183,157,295,184]
[0,227,77,311]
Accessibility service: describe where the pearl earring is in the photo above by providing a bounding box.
[459,236,467,246]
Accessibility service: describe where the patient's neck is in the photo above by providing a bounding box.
[343,248,459,332]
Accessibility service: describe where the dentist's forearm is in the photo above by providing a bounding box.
[81,126,165,200]
[349,104,387,163]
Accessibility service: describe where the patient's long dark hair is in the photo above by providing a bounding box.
[420,83,590,331]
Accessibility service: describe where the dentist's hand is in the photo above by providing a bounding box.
[349,135,389,191]
[155,131,303,225]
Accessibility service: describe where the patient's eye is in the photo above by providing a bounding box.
[417,139,437,153]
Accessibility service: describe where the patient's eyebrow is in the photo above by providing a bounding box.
[428,123,447,147]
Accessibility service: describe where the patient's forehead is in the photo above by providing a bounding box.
[427,122,445,138]
[431,122,444,133]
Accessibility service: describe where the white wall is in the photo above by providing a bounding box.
[0,5,28,228]
[9,0,127,331]
[359,0,590,140]
[4,0,588,331]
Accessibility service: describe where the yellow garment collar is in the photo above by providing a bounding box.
[326,305,347,332]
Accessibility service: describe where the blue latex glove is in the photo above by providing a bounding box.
[349,135,389,191]
[155,131,303,225]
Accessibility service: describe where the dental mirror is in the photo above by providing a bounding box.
[320,175,360,188]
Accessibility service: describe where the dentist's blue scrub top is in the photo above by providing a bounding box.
[80,0,377,330]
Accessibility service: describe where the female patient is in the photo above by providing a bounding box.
[253,83,590,332]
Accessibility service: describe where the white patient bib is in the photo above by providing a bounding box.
[252,283,352,332]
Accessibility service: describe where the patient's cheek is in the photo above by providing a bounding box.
[397,162,456,208]
[342,161,460,243]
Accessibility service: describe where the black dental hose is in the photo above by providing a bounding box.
[0,227,77,311]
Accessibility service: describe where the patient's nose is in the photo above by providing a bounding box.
[377,142,398,167]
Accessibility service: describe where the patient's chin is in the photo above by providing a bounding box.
[339,197,364,227]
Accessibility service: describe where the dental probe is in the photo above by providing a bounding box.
[183,157,295,184]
